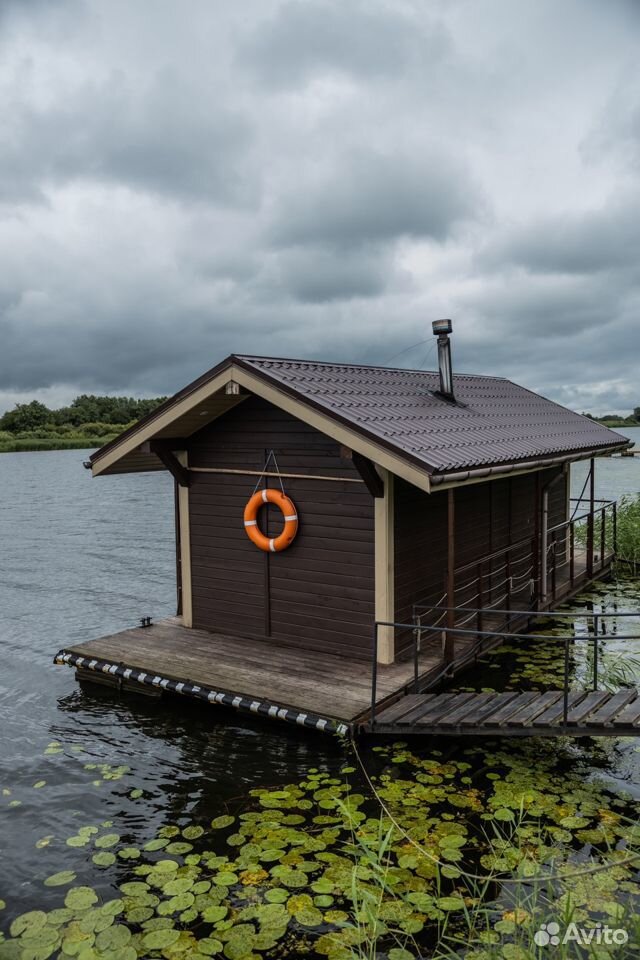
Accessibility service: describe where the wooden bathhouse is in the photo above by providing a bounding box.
[56,322,632,735]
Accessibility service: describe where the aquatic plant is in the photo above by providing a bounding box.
[1,731,640,959]
[613,495,640,575]
[2,582,640,959]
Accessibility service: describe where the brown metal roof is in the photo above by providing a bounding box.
[234,356,629,475]
[90,353,629,481]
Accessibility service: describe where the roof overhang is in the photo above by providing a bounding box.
[90,361,435,493]
[429,442,630,491]
[89,355,631,495]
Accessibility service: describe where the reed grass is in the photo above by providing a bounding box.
[339,801,640,960]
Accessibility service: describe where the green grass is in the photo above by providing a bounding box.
[596,419,635,428]
[614,494,640,575]
[0,436,117,453]
[341,802,640,960]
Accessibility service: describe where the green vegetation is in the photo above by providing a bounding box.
[1,735,639,959]
[574,495,640,576]
[580,406,640,429]
[0,395,165,453]
[2,581,640,958]
[614,494,640,575]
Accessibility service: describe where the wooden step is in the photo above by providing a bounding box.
[586,689,636,726]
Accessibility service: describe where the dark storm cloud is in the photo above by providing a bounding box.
[276,245,392,303]
[0,0,73,20]
[269,150,481,248]
[479,196,640,276]
[239,0,449,87]
[0,70,255,205]
[0,0,638,415]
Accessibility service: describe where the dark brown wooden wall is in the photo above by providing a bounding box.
[394,466,567,635]
[186,396,375,659]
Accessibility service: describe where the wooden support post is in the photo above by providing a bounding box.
[587,458,595,578]
[445,488,455,662]
[177,451,193,627]
[174,480,182,616]
[374,470,395,664]
[540,488,549,603]
[570,524,575,586]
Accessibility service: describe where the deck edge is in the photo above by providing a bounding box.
[54,650,351,738]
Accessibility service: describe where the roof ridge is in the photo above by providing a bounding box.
[235,354,508,381]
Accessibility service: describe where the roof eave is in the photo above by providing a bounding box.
[88,356,438,492]
[429,439,631,490]
[89,354,237,468]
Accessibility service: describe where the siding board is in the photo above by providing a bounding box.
[188,395,375,658]
[394,467,569,656]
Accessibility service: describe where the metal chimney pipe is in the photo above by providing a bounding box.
[432,319,455,400]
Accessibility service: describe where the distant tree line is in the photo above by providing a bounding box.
[580,407,640,425]
[0,395,166,452]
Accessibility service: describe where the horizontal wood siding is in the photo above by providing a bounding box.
[395,467,568,649]
[187,396,375,658]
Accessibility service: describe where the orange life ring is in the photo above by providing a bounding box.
[243,488,298,552]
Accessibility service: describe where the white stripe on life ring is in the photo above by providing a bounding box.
[284,514,297,521]
[261,489,269,503]
[244,519,258,526]
[269,538,276,552]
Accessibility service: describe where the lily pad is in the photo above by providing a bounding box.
[94,833,120,849]
[142,928,181,950]
[196,938,224,955]
[202,906,228,923]
[44,870,76,887]
[95,924,131,952]
[437,896,465,911]
[65,887,99,911]
[211,815,235,830]
[143,838,169,851]
[9,911,48,938]
[183,825,204,840]
[92,852,116,868]
[165,841,193,855]
[117,847,140,860]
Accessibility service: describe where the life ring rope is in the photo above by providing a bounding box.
[243,487,299,553]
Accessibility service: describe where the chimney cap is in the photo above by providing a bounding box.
[432,319,452,336]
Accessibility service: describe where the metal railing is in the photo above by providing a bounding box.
[405,498,618,653]
[549,497,617,597]
[370,605,640,729]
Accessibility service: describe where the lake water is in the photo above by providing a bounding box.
[571,426,640,502]
[1,435,639,958]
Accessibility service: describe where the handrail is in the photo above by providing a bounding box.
[454,533,534,577]
[370,608,640,729]
[548,504,613,535]
[413,603,640,618]
[374,498,623,728]
[570,497,615,505]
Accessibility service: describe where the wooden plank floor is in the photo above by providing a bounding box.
[57,617,451,725]
[370,688,640,736]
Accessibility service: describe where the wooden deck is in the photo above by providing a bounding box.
[55,617,472,734]
[369,689,640,736]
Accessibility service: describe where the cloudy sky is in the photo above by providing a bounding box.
[1,0,638,415]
